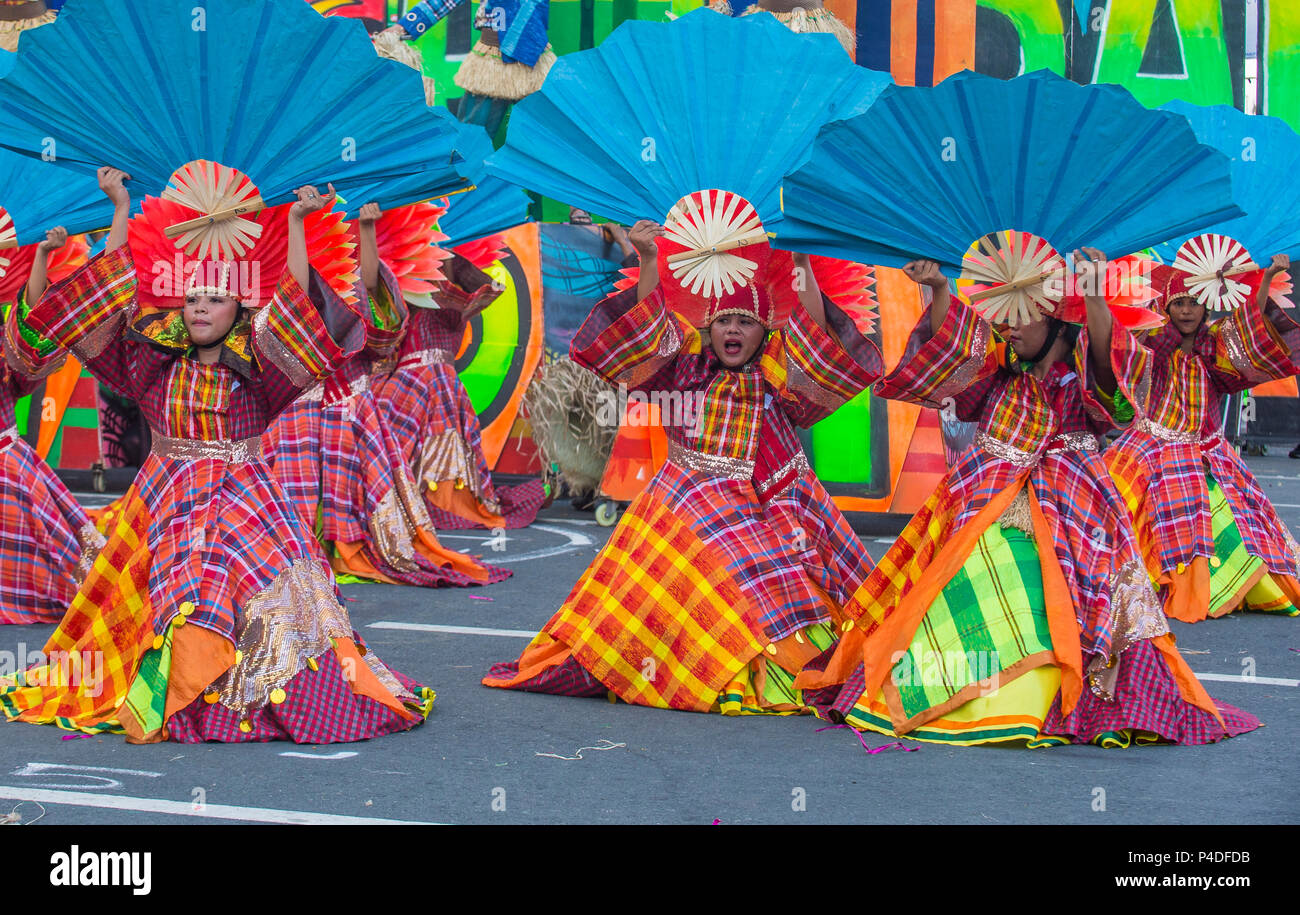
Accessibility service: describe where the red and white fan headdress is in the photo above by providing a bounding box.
[0,207,89,304]
[129,161,358,311]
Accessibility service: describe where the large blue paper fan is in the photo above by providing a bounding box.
[486,8,891,230]
[777,70,1243,276]
[440,174,533,247]
[1151,101,1300,263]
[0,0,476,248]
[0,140,108,248]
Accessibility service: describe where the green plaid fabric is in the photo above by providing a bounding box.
[122,622,174,738]
[1207,475,1298,616]
[891,523,1052,722]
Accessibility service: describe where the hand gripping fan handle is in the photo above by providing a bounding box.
[965,268,1060,304]
[664,230,769,267]
[163,197,268,240]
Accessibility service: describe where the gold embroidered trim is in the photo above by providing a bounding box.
[151,430,263,463]
[786,357,848,413]
[1109,559,1170,656]
[1138,416,1218,447]
[324,373,369,408]
[74,523,106,584]
[418,428,495,508]
[1218,312,1255,380]
[252,307,316,389]
[368,487,420,572]
[75,308,131,362]
[217,557,352,714]
[298,383,324,403]
[667,438,755,481]
[975,431,1036,468]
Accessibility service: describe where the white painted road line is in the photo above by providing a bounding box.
[0,786,443,825]
[370,621,537,638]
[433,523,595,564]
[1192,673,1300,687]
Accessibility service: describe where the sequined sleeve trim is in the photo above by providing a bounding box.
[785,357,849,414]
[252,307,316,390]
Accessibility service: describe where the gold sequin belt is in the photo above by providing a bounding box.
[300,373,371,406]
[1139,416,1223,448]
[976,430,1099,468]
[396,348,454,371]
[0,425,18,456]
[667,439,755,481]
[151,431,263,464]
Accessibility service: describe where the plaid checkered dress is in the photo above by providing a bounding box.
[265,268,509,587]
[0,248,433,744]
[484,286,882,712]
[1107,299,1300,618]
[0,304,104,622]
[806,298,1254,745]
[374,303,546,530]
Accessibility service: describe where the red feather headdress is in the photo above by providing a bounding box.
[349,200,451,308]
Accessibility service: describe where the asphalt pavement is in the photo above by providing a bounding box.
[0,453,1297,825]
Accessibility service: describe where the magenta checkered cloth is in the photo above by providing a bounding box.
[165,639,430,744]
[1042,638,1260,744]
[485,654,607,699]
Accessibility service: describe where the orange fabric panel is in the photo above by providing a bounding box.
[891,0,919,85]
[1253,377,1298,397]
[35,356,84,460]
[333,637,416,720]
[933,0,976,81]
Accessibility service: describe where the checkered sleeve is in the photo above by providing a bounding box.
[765,295,885,428]
[399,0,466,37]
[1075,322,1150,429]
[362,263,409,359]
[21,246,142,398]
[252,268,366,416]
[1206,295,1300,395]
[874,294,1000,414]
[571,285,697,390]
[3,293,66,386]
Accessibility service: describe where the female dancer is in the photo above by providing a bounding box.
[264,201,508,587]
[796,250,1259,746]
[484,220,881,715]
[0,168,433,743]
[1107,255,1300,621]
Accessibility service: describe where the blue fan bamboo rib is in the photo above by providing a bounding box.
[0,0,476,236]
[486,8,891,226]
[777,69,1244,274]
[1153,100,1300,262]
[0,144,109,246]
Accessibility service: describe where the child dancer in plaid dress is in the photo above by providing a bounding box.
[374,235,547,531]
[264,202,508,588]
[0,227,104,622]
[797,251,1259,747]
[0,170,433,743]
[484,220,881,715]
[1108,256,1300,621]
